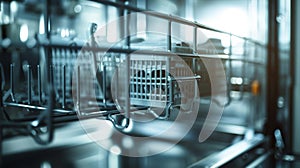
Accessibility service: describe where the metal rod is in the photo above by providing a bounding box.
[145,60,148,99]
[37,65,43,104]
[0,64,4,92]
[139,61,142,98]
[90,0,265,47]
[41,45,266,65]
[192,58,197,73]
[1,121,28,128]
[77,66,81,112]
[125,5,130,48]
[130,60,133,98]
[134,60,137,98]
[167,20,172,51]
[149,60,152,99]
[115,64,119,100]
[124,6,131,121]
[45,0,51,39]
[1,107,123,126]
[4,102,73,113]
[62,65,66,108]
[166,57,171,119]
[10,64,15,102]
[225,34,233,106]
[155,60,157,100]
[90,23,99,78]
[49,65,56,98]
[27,65,32,105]
[124,3,131,126]
[125,54,130,120]
[193,26,197,53]
[168,75,201,81]
[102,65,107,106]
[49,65,53,86]
[159,61,162,99]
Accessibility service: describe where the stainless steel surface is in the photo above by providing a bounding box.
[188,134,265,168]
[1,0,292,167]
[1,119,241,168]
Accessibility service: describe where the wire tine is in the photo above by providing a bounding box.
[115,63,119,100]
[149,59,152,100]
[77,66,81,112]
[167,20,172,51]
[125,53,130,120]
[103,65,107,106]
[144,60,148,99]
[159,61,162,100]
[10,64,15,102]
[135,60,138,98]
[37,65,43,104]
[62,65,66,108]
[140,60,143,98]
[166,58,170,102]
[129,59,132,98]
[27,65,32,105]
[49,65,55,99]
[155,60,157,100]
[193,26,197,53]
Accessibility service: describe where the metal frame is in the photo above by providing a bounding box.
[266,0,280,148]
[290,0,296,154]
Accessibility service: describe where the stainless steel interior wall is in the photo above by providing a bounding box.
[293,0,300,154]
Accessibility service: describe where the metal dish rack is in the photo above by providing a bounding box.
[0,0,267,162]
[128,54,200,119]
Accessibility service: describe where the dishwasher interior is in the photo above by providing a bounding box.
[0,0,276,167]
